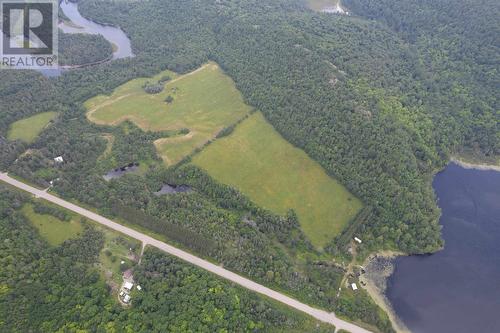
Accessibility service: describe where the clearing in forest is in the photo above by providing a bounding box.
[307,0,337,10]
[23,201,140,286]
[193,112,363,249]
[85,62,251,165]
[7,112,57,143]
[22,203,82,246]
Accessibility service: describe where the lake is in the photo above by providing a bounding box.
[387,163,500,333]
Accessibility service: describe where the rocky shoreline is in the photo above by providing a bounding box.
[359,252,410,333]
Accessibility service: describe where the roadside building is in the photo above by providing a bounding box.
[351,283,358,291]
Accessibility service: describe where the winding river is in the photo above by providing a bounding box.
[387,163,500,333]
[59,1,133,60]
[40,0,133,76]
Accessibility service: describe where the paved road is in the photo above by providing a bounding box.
[0,172,372,333]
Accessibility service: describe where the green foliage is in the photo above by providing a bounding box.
[335,288,395,333]
[86,62,252,166]
[59,32,113,66]
[164,95,174,103]
[158,75,172,83]
[0,187,334,333]
[0,0,497,330]
[142,81,164,94]
[194,112,363,248]
[7,112,57,144]
[22,204,82,246]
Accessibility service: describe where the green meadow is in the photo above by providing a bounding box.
[86,62,251,165]
[22,201,139,286]
[86,62,361,247]
[306,0,340,11]
[22,204,82,246]
[193,112,363,249]
[7,112,57,143]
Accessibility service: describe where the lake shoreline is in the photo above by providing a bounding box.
[450,157,500,172]
[360,159,500,332]
[375,163,500,332]
[360,251,410,333]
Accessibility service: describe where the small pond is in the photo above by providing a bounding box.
[103,163,139,181]
[154,184,192,196]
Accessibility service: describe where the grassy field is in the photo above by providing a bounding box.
[22,200,140,287]
[22,204,82,246]
[193,112,363,249]
[86,62,251,165]
[99,228,140,286]
[7,112,57,143]
[306,0,340,11]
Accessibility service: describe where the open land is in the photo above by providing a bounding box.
[22,199,140,287]
[22,203,82,246]
[307,0,341,11]
[86,62,251,165]
[7,112,58,143]
[193,112,363,249]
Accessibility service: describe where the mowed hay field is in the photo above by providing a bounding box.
[7,111,57,143]
[193,112,363,249]
[85,62,251,165]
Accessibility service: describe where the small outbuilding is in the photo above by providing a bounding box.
[123,295,131,304]
[351,283,358,291]
[354,237,362,244]
[136,285,142,291]
[54,156,64,163]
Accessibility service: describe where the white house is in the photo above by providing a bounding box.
[351,283,358,291]
[354,237,362,244]
[123,282,134,291]
[123,295,131,303]
[136,285,142,291]
[54,156,64,163]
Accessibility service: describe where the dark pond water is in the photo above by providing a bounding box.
[103,163,139,181]
[155,184,192,196]
[387,163,500,333]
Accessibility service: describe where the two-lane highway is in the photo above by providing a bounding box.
[0,172,372,333]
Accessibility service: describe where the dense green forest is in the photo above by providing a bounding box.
[59,32,113,66]
[74,0,498,254]
[0,186,336,332]
[0,0,497,330]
